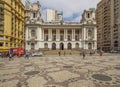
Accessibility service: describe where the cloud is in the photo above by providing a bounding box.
[30,0,99,22]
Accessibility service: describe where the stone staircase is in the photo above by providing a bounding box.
[44,50,80,55]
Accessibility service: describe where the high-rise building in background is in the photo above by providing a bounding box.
[96,0,120,51]
[46,9,63,22]
[111,0,120,51]
[0,0,25,52]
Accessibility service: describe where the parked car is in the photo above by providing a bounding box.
[110,50,118,53]
[32,52,43,57]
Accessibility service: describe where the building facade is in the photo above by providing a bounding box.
[111,0,120,51]
[0,0,25,52]
[96,0,120,51]
[25,2,97,51]
[25,1,42,51]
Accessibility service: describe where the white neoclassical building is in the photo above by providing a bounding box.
[25,1,97,51]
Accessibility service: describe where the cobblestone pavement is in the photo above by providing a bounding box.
[0,54,120,87]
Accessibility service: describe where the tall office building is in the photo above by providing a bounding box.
[46,9,63,22]
[96,0,120,51]
[111,0,120,51]
[0,0,25,52]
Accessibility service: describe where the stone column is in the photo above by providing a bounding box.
[94,41,97,50]
[94,27,97,40]
[48,29,52,41]
[56,29,60,41]
[51,29,52,41]
[64,29,66,41]
[79,29,82,41]
[27,27,29,40]
[84,27,86,40]
[86,29,88,40]
[82,27,86,49]
[65,29,68,41]
[42,29,44,41]
[72,29,75,41]
[72,29,73,41]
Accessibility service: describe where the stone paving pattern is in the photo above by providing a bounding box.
[0,54,120,87]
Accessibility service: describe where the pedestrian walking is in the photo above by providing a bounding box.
[89,51,92,56]
[100,51,103,56]
[9,49,14,61]
[58,51,61,56]
[82,51,85,59]
[69,52,72,55]
[80,52,82,56]
[64,51,66,56]
[25,51,29,59]
[9,53,12,61]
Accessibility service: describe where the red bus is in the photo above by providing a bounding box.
[10,48,25,56]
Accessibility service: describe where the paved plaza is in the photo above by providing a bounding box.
[0,54,120,87]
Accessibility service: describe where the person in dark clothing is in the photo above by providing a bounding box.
[82,51,85,59]
[25,51,29,59]
[58,51,61,56]
[64,51,66,56]
[89,51,92,56]
[9,53,12,61]
[80,52,82,56]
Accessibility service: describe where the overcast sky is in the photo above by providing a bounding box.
[30,0,100,22]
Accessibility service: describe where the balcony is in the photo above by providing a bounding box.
[0,22,4,25]
[28,36,37,41]
[67,35,72,41]
[0,28,3,30]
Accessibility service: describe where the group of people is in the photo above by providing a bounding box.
[0,51,32,60]
[58,51,72,56]
[0,52,14,61]
[0,52,9,58]
[57,50,103,59]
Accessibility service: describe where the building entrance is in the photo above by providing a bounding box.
[88,43,92,49]
[60,43,64,50]
[68,43,72,49]
[52,43,56,50]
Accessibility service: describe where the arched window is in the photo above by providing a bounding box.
[60,43,64,50]
[31,30,36,37]
[44,43,48,49]
[88,13,90,18]
[31,43,35,50]
[88,29,93,39]
[114,41,118,47]
[75,43,79,48]
[68,43,72,49]
[88,43,92,49]
[52,43,56,50]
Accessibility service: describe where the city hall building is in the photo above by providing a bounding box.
[25,1,97,51]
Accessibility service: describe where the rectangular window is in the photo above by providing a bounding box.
[33,13,36,18]
[0,30,4,34]
[10,43,12,47]
[31,43,35,50]
[75,35,79,41]
[0,42,3,46]
[31,30,36,37]
[0,36,4,40]
[60,35,64,41]
[6,43,8,47]
[45,35,48,41]
[68,35,71,41]
[52,35,56,41]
